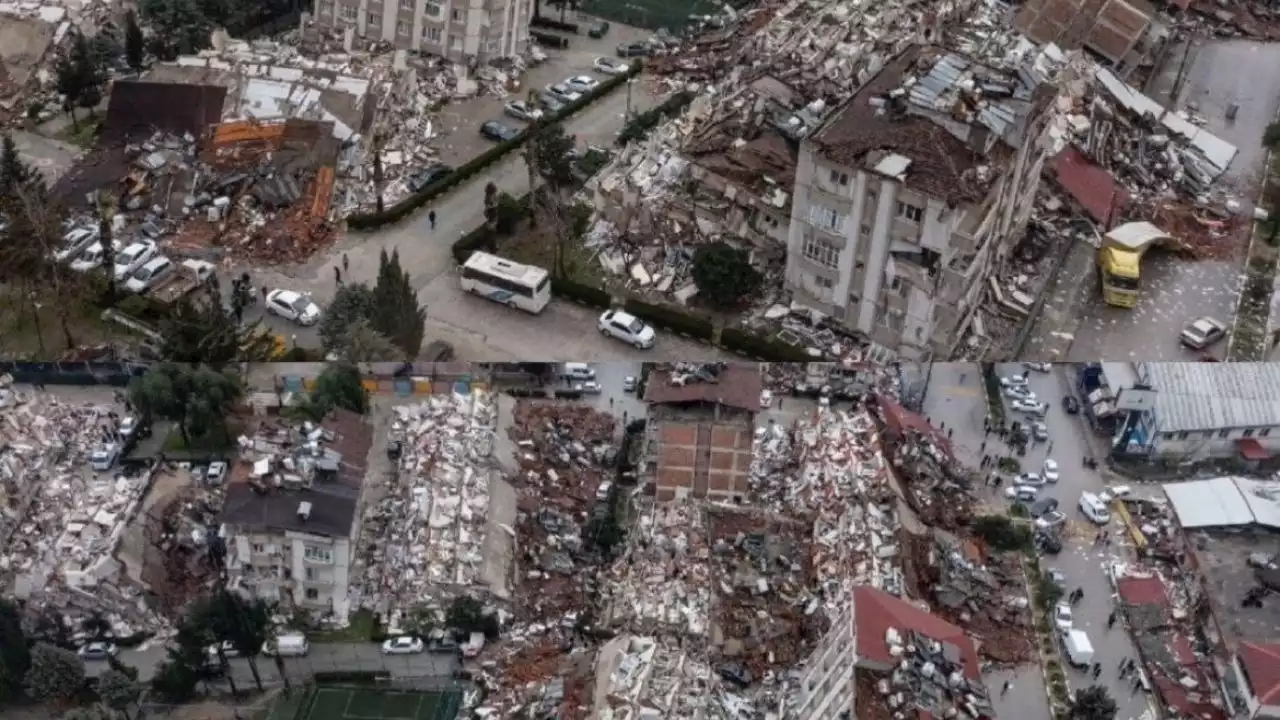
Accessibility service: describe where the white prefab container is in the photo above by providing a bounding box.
[1062,629,1094,667]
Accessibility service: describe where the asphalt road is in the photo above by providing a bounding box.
[1064,39,1280,361]
[233,54,731,362]
[96,642,458,685]
[923,363,1156,720]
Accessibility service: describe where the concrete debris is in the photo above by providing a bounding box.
[354,389,502,619]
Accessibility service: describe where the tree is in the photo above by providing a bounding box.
[1265,121,1280,151]
[1068,685,1118,720]
[330,317,402,363]
[60,706,124,720]
[0,135,37,195]
[371,249,426,358]
[970,514,1033,552]
[319,283,377,353]
[446,597,498,638]
[290,362,368,421]
[524,124,576,192]
[492,192,524,235]
[124,11,145,72]
[691,242,762,309]
[371,130,386,213]
[192,592,273,692]
[0,601,31,703]
[97,669,140,714]
[148,658,198,704]
[157,289,277,363]
[67,34,106,120]
[138,0,212,56]
[54,50,87,129]
[94,192,117,302]
[24,642,86,703]
[128,363,242,449]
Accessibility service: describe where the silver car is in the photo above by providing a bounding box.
[503,100,543,122]
[1180,316,1226,350]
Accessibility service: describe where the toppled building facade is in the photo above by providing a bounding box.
[784,43,1061,360]
[221,409,373,619]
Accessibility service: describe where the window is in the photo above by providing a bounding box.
[305,567,315,580]
[860,224,871,238]
[397,20,409,34]
[829,168,849,186]
[251,543,264,553]
[425,2,441,15]
[885,311,904,331]
[1244,428,1256,438]
[424,26,441,41]
[304,545,333,563]
[803,237,839,268]
[808,204,844,234]
[318,1,332,14]
[813,275,833,289]
[1262,428,1272,437]
[305,588,319,600]
[1219,429,1231,439]
[896,201,923,223]
[1160,432,1174,441]
[450,34,462,50]
[399,0,413,7]
[889,276,903,294]
[1177,432,1189,440]
[452,8,463,20]
[461,266,535,297]
[367,11,380,25]
[339,3,357,20]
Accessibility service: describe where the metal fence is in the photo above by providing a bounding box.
[0,360,149,387]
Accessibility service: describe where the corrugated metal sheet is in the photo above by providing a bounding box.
[1144,363,1280,433]
[1163,477,1253,528]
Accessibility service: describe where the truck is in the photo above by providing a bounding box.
[1061,628,1094,668]
[150,259,216,305]
[1097,221,1174,308]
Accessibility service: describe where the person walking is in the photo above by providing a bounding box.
[343,253,350,274]
[429,209,437,229]
[980,440,987,453]
[334,265,342,285]
[1047,441,1054,455]
[1092,663,1101,680]
[1001,681,1012,697]
[947,428,954,439]
[1107,611,1117,629]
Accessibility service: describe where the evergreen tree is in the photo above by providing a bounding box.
[371,249,426,359]
[124,11,145,72]
[0,135,38,196]
[70,34,106,118]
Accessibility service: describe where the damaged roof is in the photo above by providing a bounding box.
[811,45,1043,204]
[644,363,763,411]
[220,409,372,538]
[101,81,228,145]
[852,585,983,680]
[1238,641,1280,705]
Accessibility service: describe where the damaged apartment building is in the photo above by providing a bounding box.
[308,0,532,65]
[784,44,1062,360]
[219,410,373,619]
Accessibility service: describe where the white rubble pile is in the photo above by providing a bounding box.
[598,635,754,720]
[597,502,711,639]
[354,390,495,615]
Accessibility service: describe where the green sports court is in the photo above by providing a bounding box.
[281,686,463,720]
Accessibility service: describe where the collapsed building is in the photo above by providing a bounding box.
[220,409,373,619]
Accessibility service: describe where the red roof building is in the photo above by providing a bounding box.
[852,586,983,679]
[1235,641,1280,718]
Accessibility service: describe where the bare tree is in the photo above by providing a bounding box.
[95,191,118,301]
[10,182,85,349]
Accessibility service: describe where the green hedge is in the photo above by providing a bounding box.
[623,297,713,341]
[348,63,641,230]
[554,278,612,308]
[530,30,570,48]
[313,671,389,685]
[617,91,694,146]
[531,17,578,32]
[720,327,814,360]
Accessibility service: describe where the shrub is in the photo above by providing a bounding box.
[531,17,578,32]
[623,298,713,340]
[1009,502,1029,518]
[997,457,1021,473]
[971,514,1033,552]
[720,327,814,360]
[617,91,694,146]
[553,278,612,308]
[313,671,389,684]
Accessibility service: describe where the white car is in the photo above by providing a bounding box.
[1005,485,1039,502]
[760,389,774,408]
[1042,459,1060,483]
[563,75,600,92]
[1023,362,1052,373]
[381,636,425,655]
[503,100,543,122]
[1011,399,1048,416]
[596,481,613,501]
[1015,472,1045,487]
[623,376,637,392]
[598,309,655,349]
[1180,316,1227,350]
[266,289,322,326]
[1000,374,1029,388]
[1099,485,1133,503]
[119,415,139,439]
[90,443,119,472]
[575,380,603,394]
[113,241,158,281]
[70,241,120,273]
[1053,603,1073,631]
[1005,385,1036,400]
[545,83,583,103]
[78,642,118,660]
[124,255,174,294]
[1031,421,1050,441]
[593,57,629,75]
[206,461,229,486]
[1036,510,1068,531]
[205,641,240,661]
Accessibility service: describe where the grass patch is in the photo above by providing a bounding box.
[311,608,377,643]
[162,420,241,453]
[998,457,1021,473]
[0,286,125,358]
[497,219,602,286]
[58,117,102,149]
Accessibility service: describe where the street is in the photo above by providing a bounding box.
[923,363,1155,720]
[94,641,458,686]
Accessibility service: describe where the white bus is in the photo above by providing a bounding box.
[460,251,551,313]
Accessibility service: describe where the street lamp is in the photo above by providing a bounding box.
[625,78,634,121]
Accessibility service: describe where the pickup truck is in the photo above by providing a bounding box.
[151,259,216,304]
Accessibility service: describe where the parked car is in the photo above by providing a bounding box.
[407,163,452,192]
[1181,316,1227,350]
[1053,603,1073,631]
[113,240,158,281]
[596,481,613,501]
[623,376,637,392]
[1005,385,1035,400]
[1036,530,1062,555]
[1023,362,1052,373]
[1063,395,1081,414]
[205,461,229,486]
[544,83,583,103]
[593,57,629,75]
[563,75,600,92]
[587,19,610,38]
[1005,485,1039,502]
[70,240,120,273]
[503,100,544,122]
[1035,510,1068,531]
[1000,374,1029,388]
[381,636,425,655]
[1011,399,1048,416]
[1031,421,1049,441]
[597,309,655,349]
[1028,497,1059,518]
[760,389,774,408]
[90,443,120,472]
[616,41,651,57]
[1042,459,1060,483]
[536,91,568,113]
[1099,485,1133,503]
[480,120,521,142]
[575,380,603,394]
[266,289,322,326]
[205,641,241,663]
[1015,472,1046,487]
[78,642,119,660]
[124,255,175,294]
[1047,568,1067,588]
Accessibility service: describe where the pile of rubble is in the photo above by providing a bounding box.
[354,390,499,618]
[596,634,753,719]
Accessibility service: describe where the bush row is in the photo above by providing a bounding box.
[347,62,641,230]
[530,30,570,48]
[531,17,578,32]
[553,278,612,308]
[720,327,814,360]
[617,91,695,146]
[623,297,713,341]
[313,671,390,685]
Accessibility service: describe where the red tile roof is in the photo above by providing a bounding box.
[1053,146,1129,224]
[1116,575,1168,608]
[853,586,982,680]
[877,395,954,459]
[1239,641,1280,705]
[644,364,763,411]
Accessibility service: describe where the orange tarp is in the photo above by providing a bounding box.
[212,120,287,146]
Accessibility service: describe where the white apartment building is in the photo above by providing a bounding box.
[784,45,1057,360]
[220,410,372,619]
[311,0,532,64]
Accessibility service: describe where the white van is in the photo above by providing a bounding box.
[1062,628,1094,667]
[261,633,309,657]
[563,362,595,380]
[1079,492,1111,525]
